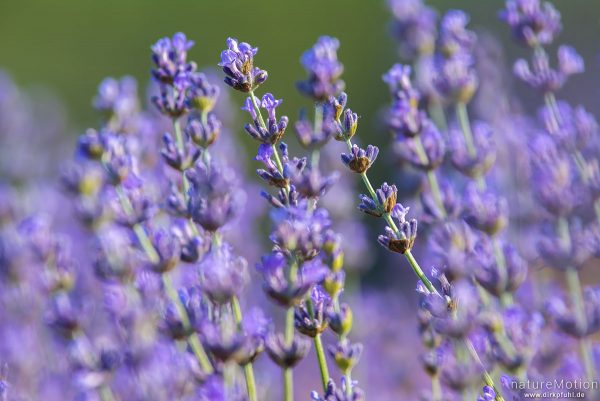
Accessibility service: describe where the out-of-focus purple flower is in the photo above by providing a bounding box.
[494,306,543,370]
[529,135,577,216]
[475,241,527,297]
[187,72,220,113]
[341,144,379,174]
[152,75,190,117]
[437,10,477,56]
[328,339,363,375]
[539,101,597,150]
[186,158,241,231]
[547,287,600,338]
[387,0,437,59]
[147,229,181,273]
[433,52,478,103]
[255,143,303,188]
[93,76,139,119]
[420,179,461,222]
[429,221,478,281]
[295,111,333,149]
[394,120,445,171]
[310,378,365,401]
[377,204,418,254]
[297,36,345,100]
[514,45,583,93]
[219,37,268,92]
[161,131,200,171]
[186,111,222,148]
[243,94,289,144]
[358,182,397,217]
[500,0,562,47]
[265,331,311,368]
[290,166,339,200]
[450,121,497,179]
[199,242,248,304]
[151,32,196,83]
[257,252,327,307]
[463,184,509,236]
[537,221,593,270]
[382,63,415,96]
[477,385,496,401]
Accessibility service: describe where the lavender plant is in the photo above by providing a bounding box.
[1,1,600,400]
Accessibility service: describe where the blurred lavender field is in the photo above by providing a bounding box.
[1,1,600,401]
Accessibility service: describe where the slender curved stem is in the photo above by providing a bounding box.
[232,296,258,401]
[114,187,213,374]
[314,334,330,391]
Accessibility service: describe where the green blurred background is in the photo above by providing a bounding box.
[1,0,598,136]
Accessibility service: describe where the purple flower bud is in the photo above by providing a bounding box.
[185,111,222,148]
[394,120,445,170]
[160,131,201,171]
[358,182,398,217]
[382,63,414,95]
[377,203,418,254]
[450,121,496,179]
[187,72,220,112]
[219,37,267,92]
[433,52,478,103]
[514,46,583,93]
[93,76,139,119]
[311,378,365,401]
[477,385,496,401]
[290,165,339,199]
[547,287,600,338]
[294,109,333,149]
[265,331,311,368]
[341,144,379,174]
[420,179,461,222]
[499,0,562,47]
[463,184,509,236]
[297,36,345,100]
[539,101,598,150]
[429,221,478,281]
[328,339,363,374]
[387,0,438,59]
[337,108,358,141]
[294,286,330,337]
[151,32,196,84]
[152,79,190,117]
[438,10,477,56]
[529,135,577,216]
[147,229,181,273]
[199,243,248,305]
[186,159,241,232]
[475,240,527,297]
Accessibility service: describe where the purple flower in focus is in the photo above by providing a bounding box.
[358,182,397,217]
[151,32,196,83]
[341,144,379,174]
[243,93,289,144]
[377,203,418,254]
[219,37,268,92]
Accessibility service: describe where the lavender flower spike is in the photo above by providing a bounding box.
[377,203,418,254]
[219,37,268,92]
[499,0,562,48]
[341,144,379,174]
[297,36,345,100]
[358,182,397,217]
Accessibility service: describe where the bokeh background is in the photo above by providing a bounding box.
[1,0,598,133]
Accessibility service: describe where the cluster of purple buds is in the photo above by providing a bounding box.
[221,35,365,400]
[219,38,268,92]
[387,0,438,60]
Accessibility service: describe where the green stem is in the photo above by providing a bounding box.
[114,187,213,374]
[232,296,258,401]
[565,268,595,381]
[314,334,330,391]
[413,135,446,218]
[464,338,505,401]
[284,367,293,401]
[456,102,486,189]
[344,138,439,295]
[432,375,442,401]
